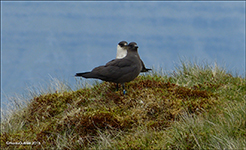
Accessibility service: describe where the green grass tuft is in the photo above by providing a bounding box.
[1,60,245,149]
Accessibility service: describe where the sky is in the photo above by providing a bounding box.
[1,1,245,112]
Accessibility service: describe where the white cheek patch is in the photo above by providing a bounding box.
[116,45,127,59]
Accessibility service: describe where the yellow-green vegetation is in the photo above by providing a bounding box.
[1,60,245,149]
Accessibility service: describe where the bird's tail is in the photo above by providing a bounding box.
[75,72,99,79]
[75,72,91,78]
[141,68,152,72]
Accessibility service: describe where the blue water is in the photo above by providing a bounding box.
[1,1,245,112]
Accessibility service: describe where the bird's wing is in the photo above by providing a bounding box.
[105,58,133,68]
[91,59,137,82]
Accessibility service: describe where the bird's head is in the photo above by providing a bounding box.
[116,41,128,59]
[128,42,138,52]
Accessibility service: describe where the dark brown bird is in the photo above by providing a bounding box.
[116,41,152,72]
[75,42,142,94]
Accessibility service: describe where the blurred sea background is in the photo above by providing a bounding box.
[1,1,245,112]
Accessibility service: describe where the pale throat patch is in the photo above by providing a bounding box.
[116,45,127,59]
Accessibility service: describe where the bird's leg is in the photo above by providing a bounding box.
[122,83,126,95]
[116,83,119,91]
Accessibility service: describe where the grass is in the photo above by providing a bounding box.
[1,60,245,149]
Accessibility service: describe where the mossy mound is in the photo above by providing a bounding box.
[1,61,245,149]
[1,74,220,149]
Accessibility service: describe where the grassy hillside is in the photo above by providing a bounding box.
[1,61,245,149]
